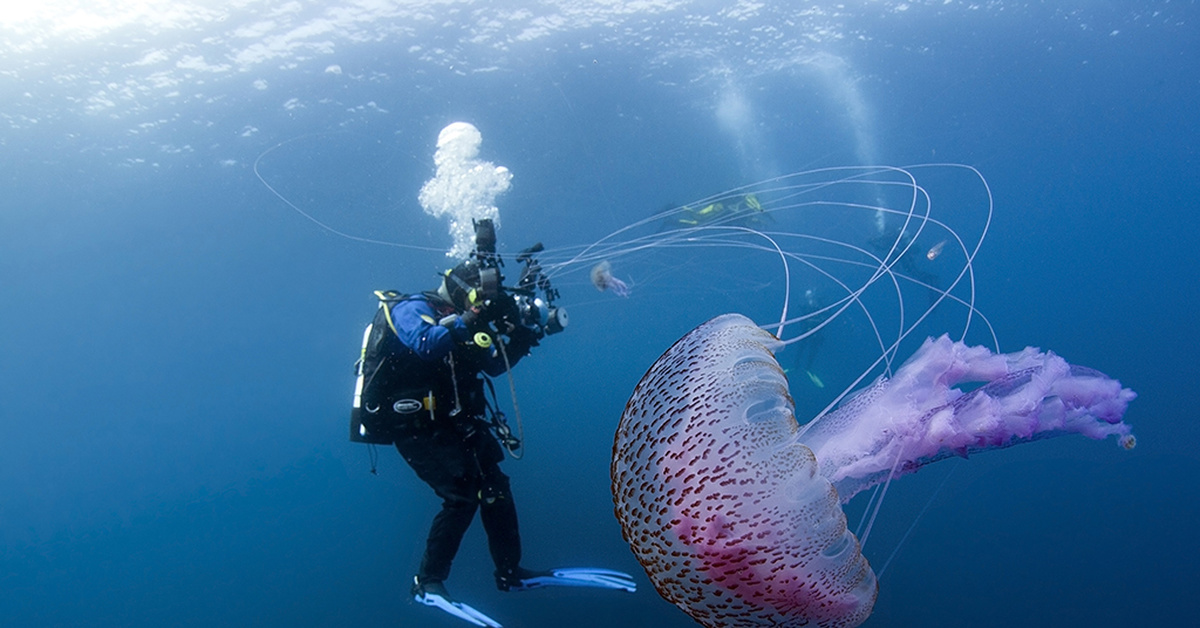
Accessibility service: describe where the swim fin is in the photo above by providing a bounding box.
[502,567,637,593]
[413,577,503,628]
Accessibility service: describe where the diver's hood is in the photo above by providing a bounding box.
[441,259,483,311]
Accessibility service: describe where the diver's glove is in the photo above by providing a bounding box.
[507,323,542,350]
[458,308,480,329]
[481,292,520,331]
[413,577,502,628]
[498,325,541,366]
[496,567,637,593]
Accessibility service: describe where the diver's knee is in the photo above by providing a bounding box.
[479,475,513,506]
[436,475,483,508]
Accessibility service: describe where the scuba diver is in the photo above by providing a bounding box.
[349,219,634,627]
[791,288,830,389]
[867,226,941,305]
[667,193,770,229]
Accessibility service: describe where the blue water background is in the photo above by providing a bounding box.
[1,3,1196,627]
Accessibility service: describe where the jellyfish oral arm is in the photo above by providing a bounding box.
[799,335,1138,503]
[607,274,631,297]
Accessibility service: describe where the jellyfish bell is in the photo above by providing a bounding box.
[589,260,612,291]
[613,313,878,628]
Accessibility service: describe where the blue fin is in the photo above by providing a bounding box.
[414,588,503,627]
[508,567,636,593]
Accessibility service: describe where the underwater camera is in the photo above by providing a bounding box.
[470,218,502,301]
[469,219,567,336]
[514,293,568,335]
[513,241,566,335]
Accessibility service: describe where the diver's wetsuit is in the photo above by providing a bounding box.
[376,294,539,586]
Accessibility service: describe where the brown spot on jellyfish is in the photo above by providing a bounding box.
[590,260,630,297]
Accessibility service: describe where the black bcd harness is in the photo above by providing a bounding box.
[349,290,445,445]
[348,290,521,456]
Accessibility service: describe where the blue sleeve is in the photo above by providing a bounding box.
[391,298,467,361]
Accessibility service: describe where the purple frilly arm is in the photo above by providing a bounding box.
[607,275,631,298]
[798,335,1137,503]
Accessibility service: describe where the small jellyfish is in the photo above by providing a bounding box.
[590,260,630,297]
[926,239,947,261]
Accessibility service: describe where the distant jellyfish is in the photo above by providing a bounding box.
[590,260,630,297]
[926,239,947,261]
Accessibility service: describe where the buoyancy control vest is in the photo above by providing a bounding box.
[349,290,491,445]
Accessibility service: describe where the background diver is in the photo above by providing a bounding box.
[663,193,771,230]
[867,225,942,305]
[348,219,635,627]
[789,288,831,389]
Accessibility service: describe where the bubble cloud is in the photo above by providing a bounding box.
[418,122,512,259]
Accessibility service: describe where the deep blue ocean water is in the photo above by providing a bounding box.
[2,2,1197,627]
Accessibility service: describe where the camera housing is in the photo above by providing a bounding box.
[513,294,568,336]
[469,219,566,337]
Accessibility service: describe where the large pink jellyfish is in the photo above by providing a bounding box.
[611,314,1135,628]
[590,260,630,297]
